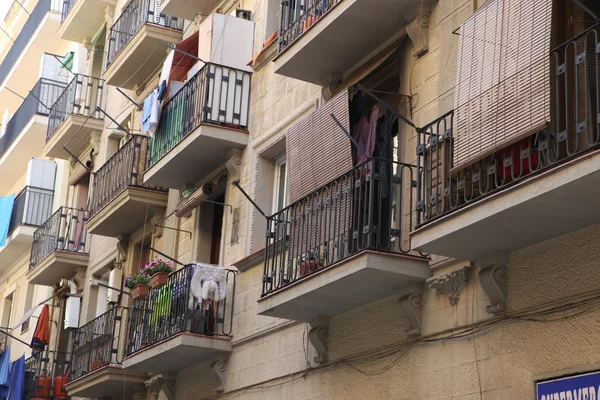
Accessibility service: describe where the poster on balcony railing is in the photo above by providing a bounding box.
[0,194,14,247]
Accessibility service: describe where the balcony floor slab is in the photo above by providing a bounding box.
[257,251,430,322]
[144,124,248,189]
[411,149,600,262]
[123,332,232,374]
[86,187,168,237]
[44,115,104,160]
[64,365,147,398]
[27,251,89,286]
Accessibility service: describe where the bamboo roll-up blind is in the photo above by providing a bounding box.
[286,91,353,203]
[452,0,553,169]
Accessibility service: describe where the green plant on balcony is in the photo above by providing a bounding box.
[125,271,151,300]
[143,258,174,289]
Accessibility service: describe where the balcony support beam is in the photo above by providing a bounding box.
[478,253,508,314]
[211,361,227,393]
[309,317,330,364]
[398,285,424,337]
[406,13,430,58]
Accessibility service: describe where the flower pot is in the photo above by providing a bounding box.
[150,272,169,289]
[131,284,149,300]
[300,259,321,277]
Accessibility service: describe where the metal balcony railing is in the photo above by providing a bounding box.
[0,0,63,89]
[279,0,343,52]
[106,0,183,68]
[47,74,105,141]
[23,351,70,400]
[262,158,424,297]
[29,207,88,270]
[61,0,77,22]
[89,135,166,218]
[68,307,124,383]
[415,23,600,227]
[148,63,252,167]
[126,265,235,356]
[7,186,55,237]
[0,78,67,161]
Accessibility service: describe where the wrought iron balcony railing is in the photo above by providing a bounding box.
[47,74,104,141]
[0,78,67,161]
[0,0,63,89]
[106,0,183,68]
[23,351,70,400]
[148,63,251,167]
[126,264,235,356]
[29,207,88,270]
[416,23,600,227]
[7,186,54,237]
[69,307,124,383]
[60,0,77,22]
[262,158,424,297]
[89,135,165,218]
[279,0,343,52]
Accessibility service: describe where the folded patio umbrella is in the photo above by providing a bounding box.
[31,305,50,350]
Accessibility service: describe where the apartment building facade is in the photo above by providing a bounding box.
[0,0,599,398]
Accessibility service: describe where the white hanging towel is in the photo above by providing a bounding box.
[188,263,227,310]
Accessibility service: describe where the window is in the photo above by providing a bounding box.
[263,0,280,41]
[1,292,13,330]
[272,155,288,213]
[21,284,35,333]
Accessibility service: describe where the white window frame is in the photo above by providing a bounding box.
[272,154,288,214]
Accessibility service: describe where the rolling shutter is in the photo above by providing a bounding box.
[453,0,553,169]
[286,91,353,203]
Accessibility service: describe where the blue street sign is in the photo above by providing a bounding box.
[537,371,600,400]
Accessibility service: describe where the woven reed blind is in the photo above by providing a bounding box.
[286,91,353,203]
[453,0,553,168]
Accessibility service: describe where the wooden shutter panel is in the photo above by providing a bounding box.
[286,91,353,203]
[453,0,552,169]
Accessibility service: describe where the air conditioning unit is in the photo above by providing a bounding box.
[236,9,252,21]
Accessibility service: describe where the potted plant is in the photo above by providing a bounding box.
[144,259,174,289]
[300,251,322,277]
[126,272,150,300]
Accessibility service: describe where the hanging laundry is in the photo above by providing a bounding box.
[150,88,161,132]
[188,263,227,310]
[5,355,24,400]
[141,91,155,132]
[0,347,10,399]
[31,305,50,350]
[0,194,14,247]
[159,50,175,100]
[151,284,172,325]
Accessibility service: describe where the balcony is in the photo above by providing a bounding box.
[44,74,105,160]
[257,159,430,323]
[0,186,54,270]
[0,0,72,113]
[123,265,235,373]
[65,307,147,398]
[144,63,251,189]
[23,351,70,400]
[274,0,435,85]
[59,0,117,42]
[103,0,183,90]
[27,207,89,286]
[411,23,600,263]
[0,78,67,193]
[160,0,218,20]
[86,135,168,237]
